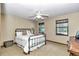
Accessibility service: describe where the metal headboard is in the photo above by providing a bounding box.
[15,28,34,36]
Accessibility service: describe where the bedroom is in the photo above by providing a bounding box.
[0,3,79,56]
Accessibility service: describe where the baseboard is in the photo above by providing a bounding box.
[0,44,4,48]
[46,40,67,45]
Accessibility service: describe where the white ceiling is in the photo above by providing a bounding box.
[3,3,79,19]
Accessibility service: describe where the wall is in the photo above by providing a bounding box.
[45,12,79,44]
[1,11,79,45]
[35,12,79,44]
[1,14,35,46]
[34,21,38,34]
[0,14,1,45]
[0,4,1,46]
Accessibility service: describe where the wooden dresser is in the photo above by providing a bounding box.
[68,36,79,56]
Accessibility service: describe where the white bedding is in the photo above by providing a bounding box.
[15,30,45,54]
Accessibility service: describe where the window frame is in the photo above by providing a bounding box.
[39,22,45,34]
[56,19,69,36]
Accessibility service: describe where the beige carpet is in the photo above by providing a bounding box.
[0,41,69,56]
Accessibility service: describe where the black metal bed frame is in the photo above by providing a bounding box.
[15,28,46,54]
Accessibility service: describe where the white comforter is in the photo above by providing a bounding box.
[15,35,30,47]
[15,34,45,53]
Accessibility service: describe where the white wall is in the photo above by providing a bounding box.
[45,12,79,44]
[0,4,1,46]
[1,14,35,46]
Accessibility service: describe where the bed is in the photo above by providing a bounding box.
[15,28,46,54]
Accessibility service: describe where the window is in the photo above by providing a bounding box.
[56,19,68,36]
[39,22,45,34]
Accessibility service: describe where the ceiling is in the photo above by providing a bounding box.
[2,3,79,19]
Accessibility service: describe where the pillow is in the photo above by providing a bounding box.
[22,32,27,35]
[16,32,22,36]
[27,30,34,36]
[27,30,31,35]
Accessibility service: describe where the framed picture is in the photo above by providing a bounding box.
[56,19,68,36]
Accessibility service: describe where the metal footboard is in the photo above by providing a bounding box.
[27,34,46,54]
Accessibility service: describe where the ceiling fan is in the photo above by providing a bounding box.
[29,11,49,21]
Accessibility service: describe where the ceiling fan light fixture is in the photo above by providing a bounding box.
[36,15,41,18]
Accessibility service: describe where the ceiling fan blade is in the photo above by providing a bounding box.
[40,14,49,17]
[28,11,49,21]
